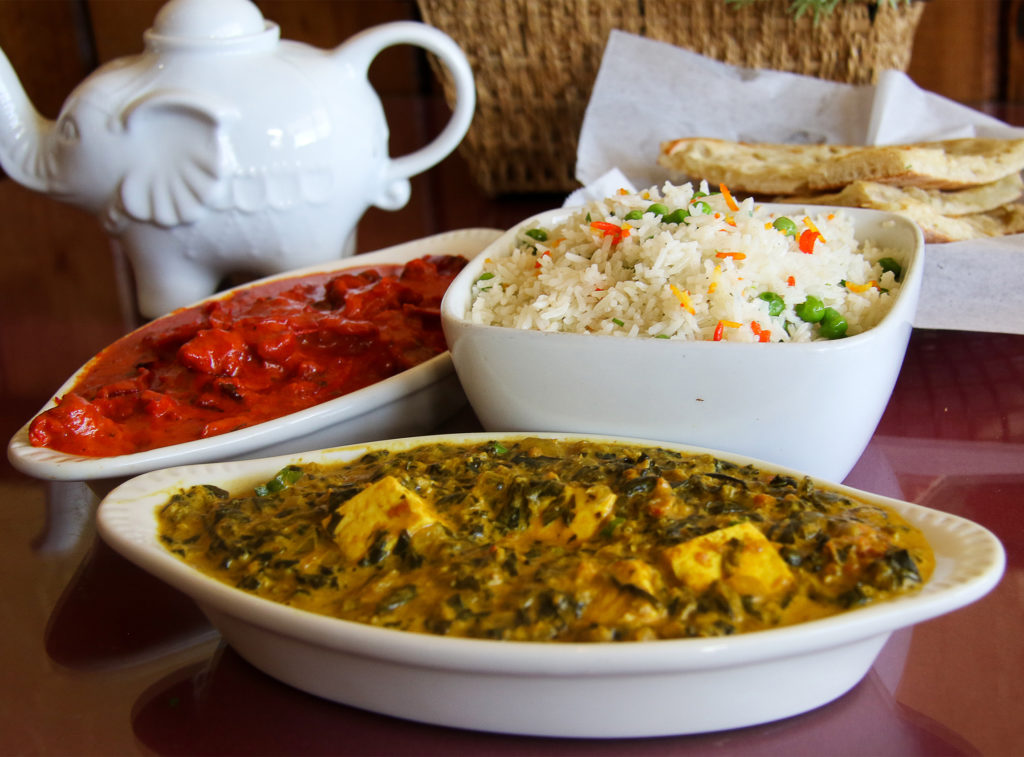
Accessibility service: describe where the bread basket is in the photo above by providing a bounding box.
[416,0,926,195]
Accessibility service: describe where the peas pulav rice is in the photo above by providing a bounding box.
[469,182,905,343]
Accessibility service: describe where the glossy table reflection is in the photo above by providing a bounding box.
[6,331,1023,756]
[3,99,1023,755]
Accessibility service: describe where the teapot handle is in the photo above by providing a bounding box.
[338,21,475,186]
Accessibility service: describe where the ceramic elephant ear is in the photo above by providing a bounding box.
[118,90,237,228]
[374,178,411,211]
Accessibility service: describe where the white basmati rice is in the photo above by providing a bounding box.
[469,182,904,343]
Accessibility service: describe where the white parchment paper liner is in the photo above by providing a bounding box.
[570,31,1024,335]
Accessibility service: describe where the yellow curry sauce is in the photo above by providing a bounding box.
[157,438,934,641]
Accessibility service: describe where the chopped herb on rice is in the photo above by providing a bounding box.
[469,182,903,343]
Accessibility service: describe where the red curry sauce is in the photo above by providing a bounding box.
[29,254,467,457]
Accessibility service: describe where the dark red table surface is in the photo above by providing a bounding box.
[4,328,1022,756]
[2,98,1022,755]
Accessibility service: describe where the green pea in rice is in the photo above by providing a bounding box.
[469,182,903,343]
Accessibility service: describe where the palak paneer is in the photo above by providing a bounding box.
[157,438,933,641]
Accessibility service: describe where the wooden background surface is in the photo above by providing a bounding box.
[0,0,1017,115]
[0,0,1020,440]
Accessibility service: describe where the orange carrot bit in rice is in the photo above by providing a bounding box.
[534,251,551,269]
[715,251,746,260]
[708,264,722,294]
[787,275,796,287]
[802,216,826,242]
[720,183,739,212]
[712,320,741,341]
[590,221,630,244]
[845,280,877,293]
[669,284,696,315]
[750,322,772,342]
[798,228,820,254]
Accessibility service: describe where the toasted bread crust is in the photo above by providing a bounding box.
[658,138,854,195]
[658,137,1024,195]
[657,137,1024,240]
[775,179,1024,242]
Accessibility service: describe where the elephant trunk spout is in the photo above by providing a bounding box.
[0,44,56,192]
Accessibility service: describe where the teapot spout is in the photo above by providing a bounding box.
[0,45,56,192]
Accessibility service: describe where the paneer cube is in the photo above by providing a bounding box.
[573,558,664,628]
[528,484,617,544]
[323,476,439,562]
[663,521,793,596]
[608,558,663,598]
[568,485,617,541]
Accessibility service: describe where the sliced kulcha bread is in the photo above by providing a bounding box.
[817,139,1024,191]
[658,137,1024,195]
[657,138,856,195]
[777,175,1024,242]
[658,137,1024,241]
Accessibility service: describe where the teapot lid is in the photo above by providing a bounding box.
[145,0,279,52]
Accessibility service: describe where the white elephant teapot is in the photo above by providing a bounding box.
[0,0,475,318]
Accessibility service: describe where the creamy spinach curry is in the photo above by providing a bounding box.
[157,438,934,641]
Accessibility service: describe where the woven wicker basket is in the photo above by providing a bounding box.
[416,0,925,195]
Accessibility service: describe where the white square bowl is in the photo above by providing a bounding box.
[440,205,924,482]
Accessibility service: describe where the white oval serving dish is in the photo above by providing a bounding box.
[96,431,1003,738]
[441,204,924,483]
[8,228,501,491]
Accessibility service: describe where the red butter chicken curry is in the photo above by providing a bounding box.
[29,255,467,457]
